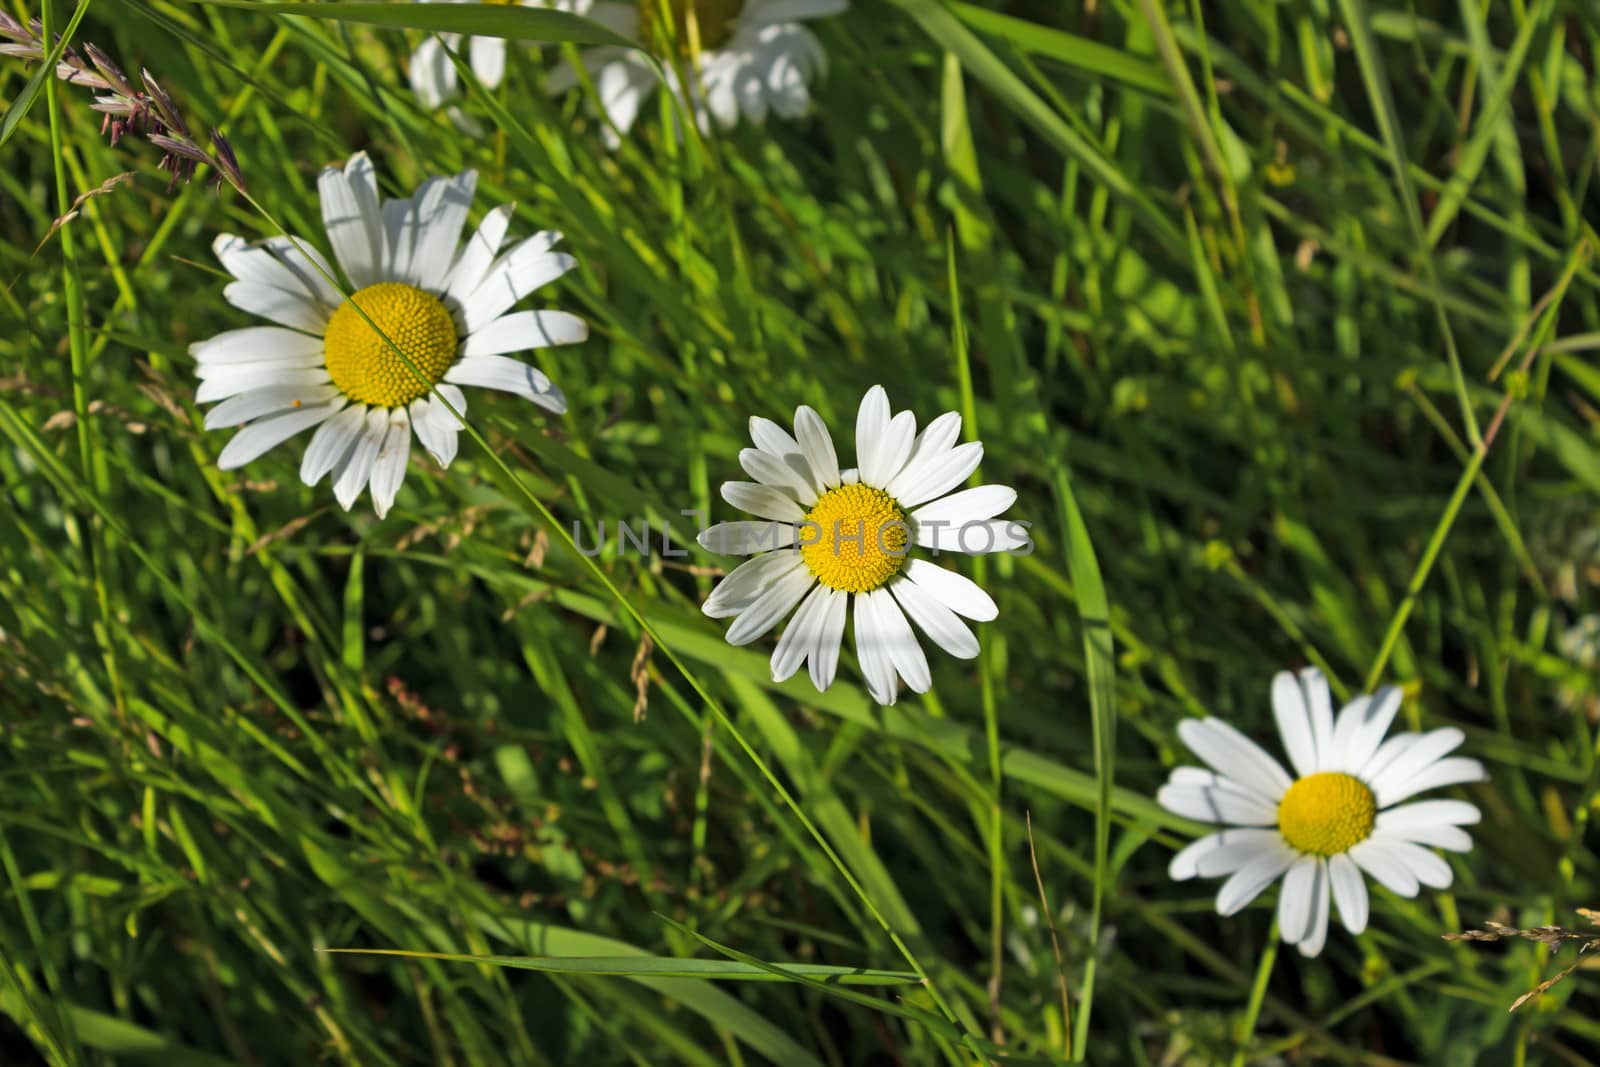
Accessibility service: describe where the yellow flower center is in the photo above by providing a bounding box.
[638,0,744,56]
[799,484,908,593]
[323,282,458,409]
[1277,772,1377,857]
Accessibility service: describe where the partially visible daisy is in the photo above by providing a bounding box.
[1158,668,1486,957]
[1556,614,1600,718]
[193,152,584,517]
[550,0,845,144]
[408,0,550,110]
[696,385,1024,706]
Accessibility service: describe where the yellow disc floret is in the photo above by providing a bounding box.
[323,282,458,408]
[639,0,744,56]
[799,483,908,593]
[1277,772,1377,857]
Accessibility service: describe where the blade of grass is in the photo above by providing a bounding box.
[1056,464,1116,1061]
[186,0,637,49]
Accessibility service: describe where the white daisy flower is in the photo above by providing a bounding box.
[696,385,1024,706]
[1158,668,1487,957]
[1556,614,1600,715]
[193,152,584,517]
[550,0,845,144]
[407,0,557,110]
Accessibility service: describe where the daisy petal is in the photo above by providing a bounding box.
[1374,822,1475,852]
[1215,840,1296,916]
[216,400,342,469]
[1176,718,1293,801]
[890,441,983,509]
[460,310,588,356]
[1361,727,1464,788]
[301,403,370,486]
[914,518,1030,554]
[332,408,390,511]
[808,587,848,691]
[903,558,997,620]
[863,410,915,488]
[1347,838,1420,897]
[853,589,898,705]
[1168,830,1233,881]
[889,574,978,659]
[697,521,798,555]
[868,586,930,694]
[223,281,328,333]
[203,384,341,430]
[749,415,802,458]
[908,410,963,461]
[1295,862,1332,957]
[770,582,833,683]
[383,189,423,286]
[408,384,467,467]
[703,551,803,619]
[739,447,818,504]
[1273,668,1336,775]
[262,235,344,308]
[444,355,566,413]
[469,34,506,89]
[1156,781,1278,826]
[793,405,840,490]
[1186,828,1285,879]
[409,34,459,109]
[1377,838,1454,889]
[853,385,891,485]
[725,559,815,646]
[909,485,1016,526]
[195,365,330,405]
[1277,855,1319,944]
[1328,852,1368,934]
[368,409,412,519]
[1371,756,1486,808]
[722,481,807,523]
[1331,685,1402,774]
[594,50,657,136]
[1375,798,1481,829]
[409,170,478,292]
[319,152,385,289]
[445,203,515,304]
[1271,669,1319,779]
[191,327,325,366]
[748,416,822,494]
[213,234,320,301]
[459,234,574,333]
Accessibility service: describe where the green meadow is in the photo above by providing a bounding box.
[1,0,1598,1063]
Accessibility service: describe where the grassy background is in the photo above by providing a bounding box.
[2,0,1599,1063]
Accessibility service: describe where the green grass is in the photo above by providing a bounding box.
[2,0,1599,1063]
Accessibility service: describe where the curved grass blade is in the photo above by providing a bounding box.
[1054,465,1116,1061]
[887,0,1183,254]
[656,917,1060,1064]
[948,1,1171,97]
[186,0,637,50]
[474,915,827,1067]
[323,949,921,984]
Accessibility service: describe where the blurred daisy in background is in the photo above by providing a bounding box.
[1158,668,1486,957]
[408,0,540,111]
[551,0,845,145]
[697,384,1024,706]
[192,152,585,517]
[1556,614,1600,719]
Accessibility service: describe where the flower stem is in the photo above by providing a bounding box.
[1231,920,1279,1067]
